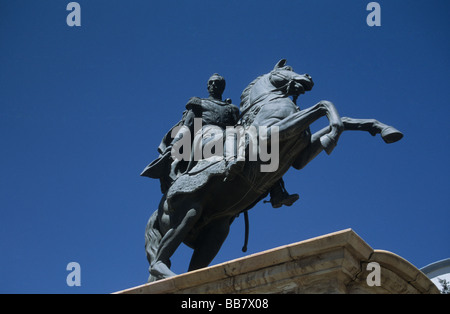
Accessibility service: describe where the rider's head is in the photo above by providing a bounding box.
[207,73,226,100]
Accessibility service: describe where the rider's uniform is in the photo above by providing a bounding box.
[141,96,240,193]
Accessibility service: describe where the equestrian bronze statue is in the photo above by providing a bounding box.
[141,59,403,282]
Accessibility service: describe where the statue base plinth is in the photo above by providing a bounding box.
[115,229,438,294]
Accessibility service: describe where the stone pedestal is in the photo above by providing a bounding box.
[115,229,439,294]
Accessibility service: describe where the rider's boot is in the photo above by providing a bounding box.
[267,179,299,209]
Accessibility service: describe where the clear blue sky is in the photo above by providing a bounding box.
[0,0,449,293]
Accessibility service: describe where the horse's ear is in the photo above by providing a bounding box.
[274,59,287,70]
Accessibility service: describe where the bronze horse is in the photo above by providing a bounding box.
[144,59,403,282]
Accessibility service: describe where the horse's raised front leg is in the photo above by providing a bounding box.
[266,100,343,154]
[292,116,403,170]
[306,117,403,144]
[340,117,403,143]
[316,101,344,155]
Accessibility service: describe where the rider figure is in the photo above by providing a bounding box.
[141,74,298,208]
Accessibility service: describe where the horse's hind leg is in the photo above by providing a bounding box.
[145,210,165,282]
[188,217,231,272]
[341,117,403,143]
[150,205,203,281]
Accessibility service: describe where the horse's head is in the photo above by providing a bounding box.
[240,59,315,121]
[269,59,314,97]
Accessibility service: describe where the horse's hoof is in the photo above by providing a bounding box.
[320,134,337,155]
[381,127,403,144]
[149,261,177,282]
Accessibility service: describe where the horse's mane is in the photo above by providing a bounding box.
[239,74,264,113]
[239,60,293,126]
[238,74,265,127]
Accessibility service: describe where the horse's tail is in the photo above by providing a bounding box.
[145,210,162,272]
